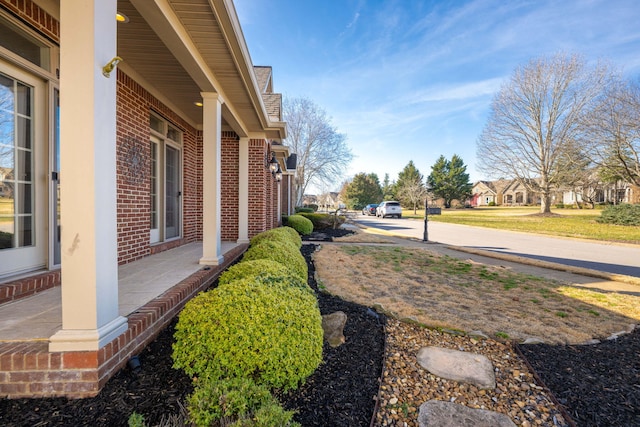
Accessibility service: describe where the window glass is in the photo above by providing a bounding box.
[0,16,50,71]
[150,114,163,134]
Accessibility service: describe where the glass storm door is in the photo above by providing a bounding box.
[149,137,159,243]
[164,144,180,239]
[149,135,181,243]
[0,65,45,278]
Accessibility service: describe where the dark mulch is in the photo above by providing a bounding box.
[518,331,640,427]
[0,227,386,427]
[1,227,638,426]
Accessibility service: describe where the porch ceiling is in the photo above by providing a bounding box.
[117,0,284,139]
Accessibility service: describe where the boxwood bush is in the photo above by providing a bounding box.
[218,259,310,293]
[172,276,323,392]
[250,226,302,249]
[299,212,345,230]
[242,240,307,282]
[286,214,313,235]
[187,377,300,427]
[597,204,640,226]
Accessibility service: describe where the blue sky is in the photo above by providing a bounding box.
[234,0,640,193]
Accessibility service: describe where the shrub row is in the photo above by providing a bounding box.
[298,212,346,230]
[172,226,322,426]
[597,204,640,226]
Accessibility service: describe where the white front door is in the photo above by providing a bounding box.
[149,131,182,244]
[0,62,47,278]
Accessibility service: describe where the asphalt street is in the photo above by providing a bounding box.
[353,215,640,278]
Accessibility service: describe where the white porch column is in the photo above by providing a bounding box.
[200,92,224,265]
[50,0,127,351]
[237,137,250,243]
[276,180,282,224]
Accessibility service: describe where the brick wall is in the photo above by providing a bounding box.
[0,0,59,42]
[248,139,268,237]
[115,70,202,265]
[221,132,239,240]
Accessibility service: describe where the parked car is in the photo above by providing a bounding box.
[376,201,402,218]
[362,204,378,216]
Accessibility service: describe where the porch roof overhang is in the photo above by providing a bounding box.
[118,0,285,140]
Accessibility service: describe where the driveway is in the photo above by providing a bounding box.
[353,215,640,278]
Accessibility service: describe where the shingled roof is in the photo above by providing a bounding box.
[254,66,282,121]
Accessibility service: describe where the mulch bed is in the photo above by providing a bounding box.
[518,332,640,427]
[0,227,638,426]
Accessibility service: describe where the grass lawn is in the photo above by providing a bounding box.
[402,206,640,244]
[315,237,640,344]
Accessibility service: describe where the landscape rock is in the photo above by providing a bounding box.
[418,400,517,427]
[321,311,347,347]
[468,330,489,339]
[522,337,545,344]
[417,346,496,389]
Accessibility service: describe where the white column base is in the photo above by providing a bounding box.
[49,316,128,352]
[236,238,250,244]
[199,255,224,266]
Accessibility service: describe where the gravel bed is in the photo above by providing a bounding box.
[376,319,568,427]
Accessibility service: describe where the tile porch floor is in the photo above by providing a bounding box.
[0,242,240,342]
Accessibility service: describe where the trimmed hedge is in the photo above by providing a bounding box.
[286,214,313,235]
[172,276,323,392]
[186,377,300,427]
[299,212,346,230]
[596,204,640,226]
[218,259,310,293]
[242,240,307,282]
[250,226,302,249]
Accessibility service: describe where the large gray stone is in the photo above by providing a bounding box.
[418,400,516,427]
[417,346,496,389]
[321,311,347,347]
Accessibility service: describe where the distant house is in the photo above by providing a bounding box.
[470,179,510,206]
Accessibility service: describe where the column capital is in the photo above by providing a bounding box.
[200,91,225,104]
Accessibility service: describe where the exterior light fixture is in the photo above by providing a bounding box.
[116,13,129,23]
[268,152,278,173]
[194,101,203,107]
[102,56,123,78]
[275,164,283,182]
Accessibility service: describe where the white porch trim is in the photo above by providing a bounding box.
[50,0,127,352]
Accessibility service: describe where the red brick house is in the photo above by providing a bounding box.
[0,0,294,398]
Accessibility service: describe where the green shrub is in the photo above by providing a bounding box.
[0,231,12,249]
[250,227,302,248]
[487,201,496,206]
[218,259,310,293]
[172,276,323,391]
[242,240,307,282]
[294,207,314,213]
[286,214,313,235]
[187,377,300,427]
[298,212,345,230]
[596,204,640,226]
[555,203,565,209]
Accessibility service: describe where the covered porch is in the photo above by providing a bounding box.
[0,241,247,398]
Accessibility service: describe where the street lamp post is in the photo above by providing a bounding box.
[423,184,432,242]
[423,196,429,242]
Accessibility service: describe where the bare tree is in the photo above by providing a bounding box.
[477,53,611,213]
[283,97,353,205]
[581,78,640,187]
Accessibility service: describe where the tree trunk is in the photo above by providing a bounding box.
[540,192,552,213]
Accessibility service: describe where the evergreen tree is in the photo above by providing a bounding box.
[427,155,472,208]
[343,173,383,210]
[395,161,426,213]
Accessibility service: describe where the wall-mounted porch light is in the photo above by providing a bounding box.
[274,164,283,182]
[268,152,278,173]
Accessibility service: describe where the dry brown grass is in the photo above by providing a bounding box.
[314,243,639,344]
